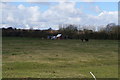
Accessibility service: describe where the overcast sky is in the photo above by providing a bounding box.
[1,1,118,30]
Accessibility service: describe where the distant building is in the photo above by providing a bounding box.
[56,34,62,39]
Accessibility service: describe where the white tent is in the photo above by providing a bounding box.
[56,34,62,37]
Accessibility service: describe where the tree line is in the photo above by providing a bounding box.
[1,23,120,40]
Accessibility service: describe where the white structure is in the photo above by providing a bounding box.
[56,34,62,38]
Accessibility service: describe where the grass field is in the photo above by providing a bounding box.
[2,37,118,78]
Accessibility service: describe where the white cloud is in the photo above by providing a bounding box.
[1,2,118,30]
[18,4,25,10]
[98,11,118,24]
[2,3,42,28]
[87,11,118,25]
[41,2,83,25]
[6,15,14,22]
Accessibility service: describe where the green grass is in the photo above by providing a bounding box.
[2,37,118,78]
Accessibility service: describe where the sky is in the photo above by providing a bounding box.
[1,1,118,30]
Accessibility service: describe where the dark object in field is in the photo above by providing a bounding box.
[12,53,16,55]
[53,71,56,73]
[85,38,89,42]
[8,67,13,70]
[81,38,89,42]
[81,39,84,42]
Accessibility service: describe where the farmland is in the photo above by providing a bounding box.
[2,37,118,78]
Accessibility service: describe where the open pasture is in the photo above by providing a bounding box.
[2,37,118,78]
